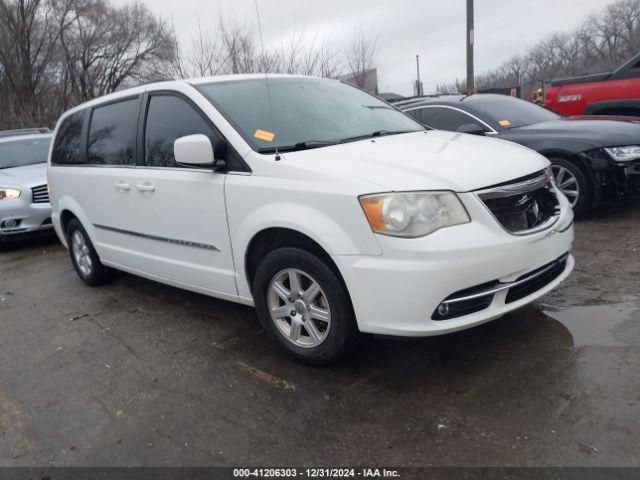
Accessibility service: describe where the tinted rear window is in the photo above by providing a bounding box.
[88,98,138,166]
[0,137,51,169]
[52,111,85,165]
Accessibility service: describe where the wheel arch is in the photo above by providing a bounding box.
[229,198,381,300]
[55,196,98,248]
[584,99,640,117]
[540,149,597,192]
[244,227,349,296]
[60,209,78,237]
[544,151,602,212]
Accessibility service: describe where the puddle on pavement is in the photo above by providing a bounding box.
[542,299,638,347]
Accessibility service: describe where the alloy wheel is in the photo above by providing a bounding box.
[71,230,93,277]
[267,268,331,348]
[551,164,580,207]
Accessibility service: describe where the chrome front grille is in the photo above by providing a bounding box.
[31,184,50,204]
[477,170,560,234]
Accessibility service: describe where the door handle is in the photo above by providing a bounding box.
[136,183,156,193]
[114,181,131,191]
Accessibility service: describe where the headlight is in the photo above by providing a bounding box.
[0,188,21,200]
[359,191,470,238]
[604,146,640,163]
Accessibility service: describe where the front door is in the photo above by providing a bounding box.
[132,92,237,296]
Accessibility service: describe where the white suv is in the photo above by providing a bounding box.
[1,129,53,244]
[48,75,574,364]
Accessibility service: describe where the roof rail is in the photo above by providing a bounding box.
[0,128,51,139]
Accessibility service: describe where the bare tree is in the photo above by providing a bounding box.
[0,0,364,131]
[187,19,224,77]
[442,0,640,98]
[0,0,176,129]
[275,26,340,77]
[171,18,341,80]
[344,26,377,90]
[168,18,226,79]
[0,0,74,127]
[58,0,175,102]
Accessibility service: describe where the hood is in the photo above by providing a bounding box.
[280,131,548,192]
[0,163,47,188]
[501,119,640,153]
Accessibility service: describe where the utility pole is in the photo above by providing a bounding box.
[466,0,474,94]
[415,54,423,96]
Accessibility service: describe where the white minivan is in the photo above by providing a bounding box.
[48,75,574,364]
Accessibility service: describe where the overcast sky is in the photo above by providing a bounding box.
[129,0,611,95]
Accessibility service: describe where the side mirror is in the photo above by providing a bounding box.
[456,123,487,136]
[174,134,215,168]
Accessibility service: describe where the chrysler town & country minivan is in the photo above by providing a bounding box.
[48,75,574,364]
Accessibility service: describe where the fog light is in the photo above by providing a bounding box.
[2,219,20,229]
[437,303,450,317]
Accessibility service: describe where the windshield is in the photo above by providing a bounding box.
[467,96,561,129]
[0,137,51,169]
[195,77,423,152]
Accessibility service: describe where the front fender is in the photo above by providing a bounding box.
[226,186,382,299]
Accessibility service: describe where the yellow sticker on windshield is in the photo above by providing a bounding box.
[254,129,275,142]
[499,120,511,126]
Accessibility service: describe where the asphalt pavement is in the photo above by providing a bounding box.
[0,200,638,466]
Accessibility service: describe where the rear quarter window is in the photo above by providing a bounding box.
[52,111,85,165]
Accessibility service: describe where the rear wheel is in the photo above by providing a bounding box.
[67,218,112,286]
[253,247,359,365]
[549,158,592,217]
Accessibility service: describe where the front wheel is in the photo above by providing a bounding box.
[549,158,593,217]
[253,247,359,365]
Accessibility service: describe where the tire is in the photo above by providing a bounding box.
[252,247,359,365]
[549,158,593,217]
[67,218,112,286]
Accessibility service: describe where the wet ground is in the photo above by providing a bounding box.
[0,200,638,467]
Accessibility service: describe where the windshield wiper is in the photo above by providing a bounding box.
[339,129,420,144]
[257,130,422,154]
[257,140,339,154]
[362,105,394,110]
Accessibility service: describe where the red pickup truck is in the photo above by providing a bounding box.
[545,52,640,117]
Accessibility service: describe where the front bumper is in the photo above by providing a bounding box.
[579,149,640,202]
[335,191,574,337]
[0,194,53,241]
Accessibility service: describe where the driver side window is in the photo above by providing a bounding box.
[144,94,228,168]
[418,107,486,133]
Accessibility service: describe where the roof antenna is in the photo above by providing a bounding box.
[253,0,280,160]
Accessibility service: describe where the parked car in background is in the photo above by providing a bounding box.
[48,75,573,364]
[0,129,53,245]
[545,52,640,117]
[397,94,640,216]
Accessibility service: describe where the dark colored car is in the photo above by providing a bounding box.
[396,94,640,215]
